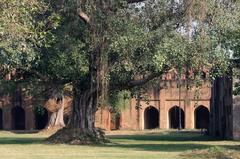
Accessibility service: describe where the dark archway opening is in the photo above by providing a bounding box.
[110,113,121,130]
[144,106,159,129]
[12,106,25,130]
[169,106,185,129]
[195,106,209,129]
[0,108,2,130]
[35,107,49,130]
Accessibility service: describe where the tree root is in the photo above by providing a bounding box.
[46,127,108,145]
[38,126,63,136]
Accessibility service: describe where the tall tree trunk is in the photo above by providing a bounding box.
[71,88,103,137]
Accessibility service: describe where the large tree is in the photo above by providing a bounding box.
[41,0,186,144]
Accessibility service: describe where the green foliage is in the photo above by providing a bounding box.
[218,2,240,95]
[0,0,54,70]
[154,33,189,71]
[233,66,240,96]
[233,82,240,95]
[109,90,131,113]
[108,1,184,87]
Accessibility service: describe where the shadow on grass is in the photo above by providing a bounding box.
[100,132,220,152]
[0,137,44,145]
[102,142,213,152]
[11,130,40,134]
[0,131,226,153]
[221,145,240,151]
[107,131,217,142]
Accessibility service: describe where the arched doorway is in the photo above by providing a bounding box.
[195,106,209,129]
[35,107,49,130]
[12,106,25,130]
[169,106,185,129]
[0,108,2,130]
[144,106,159,129]
[110,113,121,130]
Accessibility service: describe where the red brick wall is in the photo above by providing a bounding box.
[95,108,111,130]
[0,79,212,131]
[118,80,211,130]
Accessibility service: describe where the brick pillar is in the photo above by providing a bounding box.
[2,97,12,130]
[159,89,167,129]
[3,105,12,130]
[185,99,194,129]
[24,97,35,130]
[139,107,143,130]
[25,105,34,130]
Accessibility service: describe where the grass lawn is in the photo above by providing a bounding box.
[0,130,239,159]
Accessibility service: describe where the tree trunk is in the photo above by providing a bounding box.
[47,97,65,129]
[47,88,106,144]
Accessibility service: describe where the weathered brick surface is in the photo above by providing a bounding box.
[0,95,35,130]
[0,79,211,131]
[118,80,211,130]
[233,96,240,140]
[95,108,111,130]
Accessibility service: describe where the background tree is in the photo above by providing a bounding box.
[0,0,67,129]
[226,23,240,95]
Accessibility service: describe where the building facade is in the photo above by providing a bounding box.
[96,79,211,131]
[0,71,211,131]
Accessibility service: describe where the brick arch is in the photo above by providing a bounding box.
[194,105,209,129]
[34,107,49,130]
[168,106,185,129]
[11,106,25,130]
[144,106,159,129]
[195,104,210,111]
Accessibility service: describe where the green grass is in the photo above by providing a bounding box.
[0,130,239,159]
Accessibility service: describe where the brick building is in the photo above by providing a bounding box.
[96,79,211,131]
[0,70,212,131]
[0,90,47,130]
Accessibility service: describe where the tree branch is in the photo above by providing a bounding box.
[78,11,90,23]
[111,71,163,91]
[127,0,146,3]
[77,0,147,23]
[127,72,162,87]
